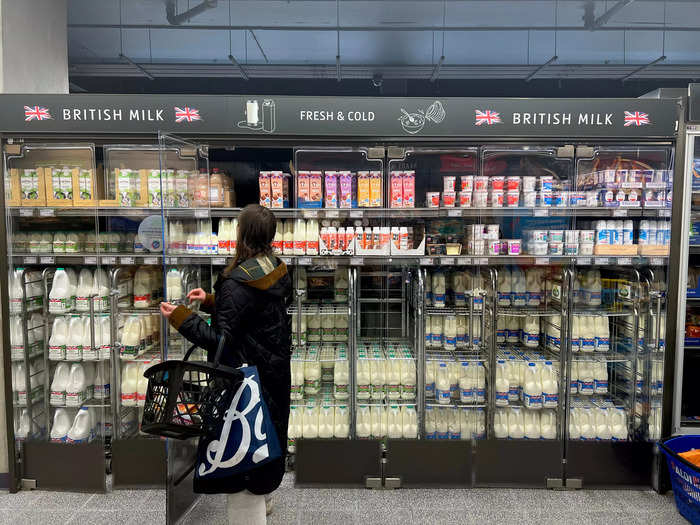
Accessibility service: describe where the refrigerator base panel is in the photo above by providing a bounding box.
[385,439,473,488]
[295,439,382,488]
[22,441,106,493]
[475,440,563,488]
[566,441,654,488]
[112,438,166,489]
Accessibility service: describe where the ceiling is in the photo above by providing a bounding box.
[66,0,700,93]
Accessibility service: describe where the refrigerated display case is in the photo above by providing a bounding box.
[0,94,683,502]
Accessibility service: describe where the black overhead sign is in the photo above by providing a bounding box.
[690,84,700,123]
[0,94,680,138]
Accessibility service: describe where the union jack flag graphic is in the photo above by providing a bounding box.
[24,106,52,121]
[623,111,650,127]
[475,109,501,126]
[174,106,202,123]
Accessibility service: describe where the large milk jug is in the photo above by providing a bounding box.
[589,270,602,306]
[540,410,557,439]
[293,219,306,255]
[447,407,460,439]
[508,407,525,439]
[49,317,68,360]
[50,362,71,405]
[94,363,110,399]
[511,267,526,307]
[433,272,446,307]
[120,362,138,406]
[302,403,319,439]
[334,268,349,303]
[120,316,141,358]
[522,362,543,409]
[526,268,542,306]
[81,315,98,360]
[133,267,152,308]
[452,272,466,306]
[66,363,86,406]
[290,358,304,400]
[506,316,520,343]
[459,362,474,404]
[75,268,93,312]
[475,363,486,403]
[497,267,512,306]
[522,317,539,348]
[432,315,444,348]
[496,317,506,343]
[494,409,508,438]
[456,315,467,348]
[386,359,401,400]
[321,313,334,342]
[444,315,457,351]
[99,317,111,360]
[424,359,437,398]
[595,316,610,352]
[569,408,581,439]
[318,404,334,438]
[569,360,579,394]
[401,405,418,439]
[137,362,150,406]
[610,407,628,441]
[424,271,433,306]
[167,268,183,302]
[459,408,472,441]
[495,360,509,407]
[93,268,110,312]
[334,359,350,400]
[581,317,596,352]
[370,356,385,400]
[67,408,92,444]
[10,321,24,360]
[304,355,321,395]
[370,406,384,439]
[50,408,72,442]
[524,409,541,439]
[356,358,370,399]
[49,268,71,314]
[334,405,350,438]
[448,360,460,400]
[473,408,486,439]
[570,317,581,353]
[65,316,84,361]
[507,357,520,402]
[579,360,594,396]
[65,268,77,308]
[424,405,436,439]
[356,405,371,439]
[306,220,319,256]
[400,359,416,400]
[435,408,449,440]
[435,363,451,405]
[9,270,23,313]
[387,405,402,439]
[595,407,611,440]
[541,361,559,408]
[283,221,294,255]
[594,361,609,394]
[579,406,596,440]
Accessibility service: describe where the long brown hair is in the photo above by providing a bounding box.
[224,204,276,275]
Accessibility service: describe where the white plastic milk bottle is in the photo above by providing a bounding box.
[370,356,385,400]
[66,408,92,444]
[522,317,539,348]
[120,362,138,406]
[508,407,525,439]
[302,403,319,439]
[610,407,628,441]
[579,360,594,396]
[436,363,451,405]
[433,272,446,307]
[370,406,384,439]
[75,269,93,312]
[497,267,512,306]
[456,315,467,348]
[540,410,556,439]
[387,406,402,439]
[522,362,543,409]
[579,406,595,440]
[595,316,609,352]
[50,362,70,405]
[49,317,68,360]
[595,407,611,440]
[65,316,84,361]
[386,358,401,400]
[526,268,542,306]
[318,404,334,438]
[452,272,466,306]
[120,316,141,358]
[400,359,416,400]
[49,268,71,314]
[508,357,520,402]
[66,363,86,406]
[511,267,526,307]
[524,409,541,439]
[133,267,152,308]
[495,360,509,407]
[356,358,370,399]
[334,405,350,438]
[333,359,350,400]
[424,405,436,439]
[494,409,508,438]
[541,361,559,408]
[594,361,608,394]
[402,405,418,439]
[356,405,371,439]
[581,317,596,352]
[50,408,72,442]
[166,268,183,302]
[475,362,486,403]
[444,315,457,351]
[459,362,474,404]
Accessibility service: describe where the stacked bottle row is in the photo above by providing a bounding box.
[425,359,487,405]
[494,408,558,440]
[424,406,486,440]
[356,343,416,402]
[287,403,351,448]
[425,315,482,350]
[118,313,162,359]
[291,307,349,346]
[49,361,109,406]
[495,267,546,307]
[50,407,108,444]
[13,231,137,254]
[47,268,110,314]
[425,269,487,308]
[10,313,44,360]
[356,404,418,439]
[48,314,111,361]
[9,269,43,313]
[10,360,44,406]
[494,357,560,409]
[120,361,154,407]
[568,400,628,441]
[290,345,349,402]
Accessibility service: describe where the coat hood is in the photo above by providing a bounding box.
[224,255,291,299]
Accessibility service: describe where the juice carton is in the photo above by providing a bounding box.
[22,169,40,201]
[403,171,415,208]
[390,171,403,209]
[324,171,338,208]
[339,172,355,208]
[308,171,323,208]
[357,171,370,207]
[270,171,285,208]
[78,169,93,201]
[148,169,162,208]
[61,167,73,201]
[297,171,309,207]
[118,168,133,207]
[51,167,66,200]
[175,170,189,207]
[282,173,290,208]
[164,169,176,208]
[369,171,382,207]
[259,171,271,208]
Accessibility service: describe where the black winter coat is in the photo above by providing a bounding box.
[169,255,292,495]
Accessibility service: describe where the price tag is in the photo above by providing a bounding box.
[535,257,550,265]
[39,208,55,217]
[659,209,671,218]
[19,208,33,217]
[618,257,632,266]
[143,257,158,265]
[101,256,116,265]
[39,256,54,265]
[194,209,209,218]
[349,210,363,219]
[613,209,627,217]
[212,257,226,266]
[650,257,665,266]
[420,257,434,266]
[594,257,609,266]
[577,257,592,266]
[22,256,37,265]
[350,256,364,266]
[83,256,97,265]
[477,258,488,265]
[447,209,462,217]
[119,256,134,265]
[326,210,340,218]
[280,256,292,266]
[298,257,312,266]
[457,257,472,265]
[302,210,318,219]
[168,257,178,265]
[440,257,455,265]
[534,208,549,217]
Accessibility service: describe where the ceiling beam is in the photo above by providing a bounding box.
[228,54,250,80]
[118,54,155,80]
[525,55,558,82]
[590,0,636,30]
[621,55,667,81]
[165,0,218,26]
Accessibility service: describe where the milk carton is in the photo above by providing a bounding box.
[21,168,40,201]
[175,170,190,207]
[270,172,286,208]
[148,169,162,208]
[369,171,382,207]
[118,168,134,207]
[357,172,370,207]
[324,172,338,208]
[403,171,415,208]
[390,171,403,208]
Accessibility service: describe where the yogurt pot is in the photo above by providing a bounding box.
[486,224,500,240]
[530,230,548,242]
[490,176,505,191]
[506,191,520,208]
[490,191,504,208]
[522,176,537,192]
[564,242,579,256]
[473,191,488,208]
[460,176,474,192]
[506,177,521,192]
[523,191,537,208]
[442,192,456,208]
[427,192,441,208]
[554,191,568,207]
[458,191,472,208]
[487,240,501,256]
[549,242,564,256]
[565,230,579,243]
[579,243,594,256]
[528,241,548,255]
[579,230,595,243]
[540,176,554,191]
[474,176,489,191]
[507,239,521,255]
[549,230,564,243]
[540,191,553,207]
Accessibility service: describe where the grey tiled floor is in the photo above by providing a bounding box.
[0,473,686,525]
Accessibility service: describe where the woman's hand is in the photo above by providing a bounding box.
[187,288,206,303]
[160,301,177,319]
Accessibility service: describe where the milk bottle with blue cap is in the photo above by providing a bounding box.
[435,363,451,405]
[508,407,525,439]
[524,409,541,439]
[523,362,542,409]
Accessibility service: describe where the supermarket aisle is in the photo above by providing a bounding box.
[0,473,683,524]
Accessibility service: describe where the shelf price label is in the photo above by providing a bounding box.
[326,210,340,218]
[594,257,609,266]
[350,257,364,266]
[535,257,550,265]
[120,256,135,265]
[659,209,671,218]
[447,209,462,217]
[298,257,312,266]
[419,257,434,266]
[280,256,293,266]
[650,257,665,266]
[613,209,627,217]
[440,257,455,266]
[101,256,116,265]
[143,256,158,265]
[302,210,318,219]
[19,208,34,217]
[212,257,226,266]
[40,256,55,265]
[83,256,97,265]
[617,257,632,266]
[194,209,209,218]
[23,256,37,265]
[476,258,488,265]
[349,210,363,219]
[577,257,592,266]
[456,257,472,266]
[39,208,55,217]
[167,257,178,265]
[534,208,549,217]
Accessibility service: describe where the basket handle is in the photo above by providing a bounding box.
[183,336,227,366]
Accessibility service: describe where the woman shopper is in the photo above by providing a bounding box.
[160,204,292,525]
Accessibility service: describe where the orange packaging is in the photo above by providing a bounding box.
[402,171,415,208]
[390,171,403,208]
[270,171,285,208]
[297,171,309,207]
[357,171,371,207]
[369,171,382,207]
[259,171,271,208]
[308,171,323,208]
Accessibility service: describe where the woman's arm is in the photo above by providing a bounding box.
[186,288,216,315]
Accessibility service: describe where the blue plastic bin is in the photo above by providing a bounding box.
[659,436,700,524]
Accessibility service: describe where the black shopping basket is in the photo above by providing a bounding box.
[659,435,700,525]
[141,338,243,440]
